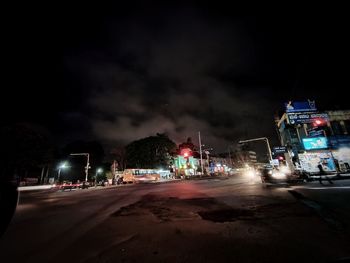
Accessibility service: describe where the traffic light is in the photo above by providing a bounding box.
[312,118,326,127]
[180,148,192,158]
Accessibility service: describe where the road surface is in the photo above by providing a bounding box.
[1,175,350,263]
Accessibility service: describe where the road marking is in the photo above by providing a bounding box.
[297,186,350,190]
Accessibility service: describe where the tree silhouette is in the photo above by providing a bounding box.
[125,133,176,169]
[0,124,54,182]
[110,146,127,171]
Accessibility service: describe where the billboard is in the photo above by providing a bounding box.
[298,152,336,173]
[302,137,328,150]
[285,100,317,113]
[287,112,329,125]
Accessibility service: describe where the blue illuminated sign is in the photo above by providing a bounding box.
[285,100,317,113]
[302,137,328,150]
[287,112,329,125]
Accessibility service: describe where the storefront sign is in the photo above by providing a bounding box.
[288,112,329,125]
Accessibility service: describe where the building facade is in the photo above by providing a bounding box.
[276,101,350,174]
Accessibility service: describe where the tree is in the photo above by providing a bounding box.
[110,146,127,171]
[0,124,54,182]
[125,133,176,169]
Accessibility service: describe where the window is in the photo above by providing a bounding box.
[330,121,343,135]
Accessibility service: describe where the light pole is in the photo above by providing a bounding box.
[95,168,103,186]
[70,153,90,182]
[57,162,69,183]
[238,137,273,163]
[198,131,204,175]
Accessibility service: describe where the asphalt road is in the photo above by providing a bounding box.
[1,176,350,263]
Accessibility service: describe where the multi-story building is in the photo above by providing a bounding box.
[276,101,350,174]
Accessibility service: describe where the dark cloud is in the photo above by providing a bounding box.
[5,4,349,155]
[63,10,279,152]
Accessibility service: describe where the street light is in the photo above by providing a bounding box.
[57,161,69,183]
[95,168,103,185]
[70,153,90,182]
[238,137,273,163]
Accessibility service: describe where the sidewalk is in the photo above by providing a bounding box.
[307,172,350,181]
[18,185,54,191]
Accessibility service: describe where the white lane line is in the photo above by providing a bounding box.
[300,186,350,190]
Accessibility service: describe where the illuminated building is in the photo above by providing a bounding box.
[275,101,350,173]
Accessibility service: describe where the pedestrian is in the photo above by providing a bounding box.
[334,159,340,173]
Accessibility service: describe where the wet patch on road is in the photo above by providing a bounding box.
[111,194,314,224]
[198,209,255,222]
[198,202,314,223]
[111,194,229,222]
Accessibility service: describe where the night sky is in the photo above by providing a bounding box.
[4,3,349,153]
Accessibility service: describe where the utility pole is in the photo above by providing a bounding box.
[198,131,204,175]
[86,153,90,182]
[112,160,116,177]
[228,145,233,167]
[70,153,90,182]
[57,168,62,182]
